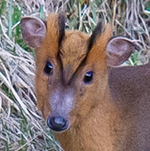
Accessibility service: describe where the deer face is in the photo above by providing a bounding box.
[21,13,135,132]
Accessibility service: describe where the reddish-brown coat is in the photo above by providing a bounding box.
[21,13,150,151]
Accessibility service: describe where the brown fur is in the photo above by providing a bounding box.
[109,64,150,151]
[35,15,118,150]
[21,13,150,151]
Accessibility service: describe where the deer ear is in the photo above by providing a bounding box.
[20,17,46,48]
[106,37,135,67]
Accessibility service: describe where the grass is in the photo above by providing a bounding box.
[0,0,150,150]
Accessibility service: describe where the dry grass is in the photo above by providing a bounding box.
[0,0,150,150]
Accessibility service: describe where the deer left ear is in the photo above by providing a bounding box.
[106,37,135,67]
[20,17,46,48]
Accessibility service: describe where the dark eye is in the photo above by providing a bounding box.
[83,71,93,84]
[44,61,53,75]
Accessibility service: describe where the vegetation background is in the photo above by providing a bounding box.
[0,0,150,150]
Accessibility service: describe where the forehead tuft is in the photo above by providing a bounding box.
[59,31,89,83]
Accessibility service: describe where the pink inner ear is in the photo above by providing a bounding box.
[21,17,46,48]
[106,37,135,67]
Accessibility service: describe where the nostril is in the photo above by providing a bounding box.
[54,117,65,126]
[47,116,68,132]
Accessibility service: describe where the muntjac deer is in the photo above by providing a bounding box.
[21,13,150,151]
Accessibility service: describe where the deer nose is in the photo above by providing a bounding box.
[47,116,69,132]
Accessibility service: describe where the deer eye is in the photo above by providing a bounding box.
[44,61,53,75]
[83,71,93,84]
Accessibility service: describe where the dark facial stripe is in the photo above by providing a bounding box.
[88,21,103,51]
[58,13,66,46]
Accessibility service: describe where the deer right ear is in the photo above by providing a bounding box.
[106,37,135,67]
[20,17,46,48]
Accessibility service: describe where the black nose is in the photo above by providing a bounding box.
[47,116,68,132]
